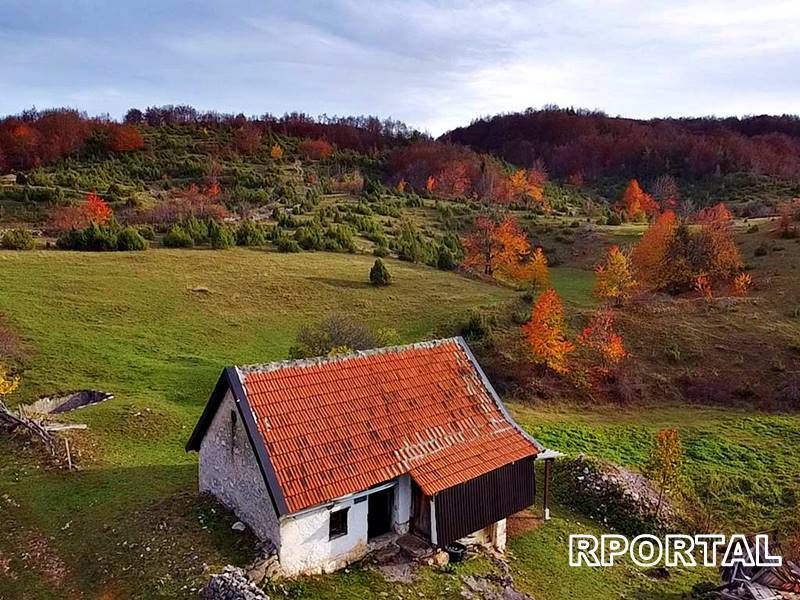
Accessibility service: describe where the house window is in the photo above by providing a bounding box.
[329,508,349,540]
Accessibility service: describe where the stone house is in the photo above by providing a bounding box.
[186,337,557,576]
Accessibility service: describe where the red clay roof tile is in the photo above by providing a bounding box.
[240,338,538,513]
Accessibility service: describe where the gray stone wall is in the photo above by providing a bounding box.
[199,390,280,545]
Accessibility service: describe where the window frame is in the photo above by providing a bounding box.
[328,507,349,540]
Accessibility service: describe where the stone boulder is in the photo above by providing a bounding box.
[201,566,270,600]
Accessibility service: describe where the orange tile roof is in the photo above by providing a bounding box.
[239,338,539,513]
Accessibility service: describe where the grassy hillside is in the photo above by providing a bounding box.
[0,250,513,599]
[1,243,799,599]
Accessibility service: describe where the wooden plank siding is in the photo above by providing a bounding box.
[434,459,535,547]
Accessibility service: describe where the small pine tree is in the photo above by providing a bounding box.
[208,220,235,249]
[370,259,391,286]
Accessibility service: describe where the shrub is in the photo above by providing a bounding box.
[754,242,769,257]
[747,224,759,233]
[274,232,301,253]
[116,226,148,251]
[369,259,391,286]
[56,222,119,251]
[182,216,209,245]
[208,220,235,249]
[163,225,194,248]
[1,229,35,250]
[373,243,390,258]
[235,220,267,247]
[136,225,156,241]
[289,313,378,358]
[436,245,456,270]
[606,212,622,226]
[460,309,495,341]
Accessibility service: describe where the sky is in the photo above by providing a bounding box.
[2,0,799,135]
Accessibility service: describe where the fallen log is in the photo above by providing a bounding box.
[0,400,56,453]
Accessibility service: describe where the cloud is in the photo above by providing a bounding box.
[1,0,798,134]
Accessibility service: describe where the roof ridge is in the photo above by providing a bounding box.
[236,336,464,376]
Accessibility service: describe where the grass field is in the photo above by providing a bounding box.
[1,238,799,599]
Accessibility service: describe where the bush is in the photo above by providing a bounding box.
[57,222,119,251]
[208,220,235,249]
[163,225,194,248]
[460,309,495,341]
[436,245,456,270]
[754,242,769,257]
[235,220,267,247]
[289,313,378,358]
[275,232,301,253]
[116,226,148,251]
[136,225,156,241]
[1,229,35,250]
[607,212,622,226]
[746,224,759,233]
[369,259,391,286]
[182,216,208,245]
[373,243,390,258]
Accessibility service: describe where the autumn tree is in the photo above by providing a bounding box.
[631,210,679,291]
[594,245,636,304]
[509,168,547,209]
[577,309,627,375]
[645,428,683,519]
[525,247,550,293]
[298,139,333,160]
[269,144,284,160]
[396,178,407,193]
[616,179,659,222]
[733,272,752,296]
[84,192,112,225]
[0,364,19,397]
[425,175,436,193]
[522,289,574,374]
[462,215,531,278]
[435,162,471,198]
[232,123,262,154]
[696,203,743,279]
[106,124,144,152]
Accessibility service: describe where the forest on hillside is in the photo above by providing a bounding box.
[443,107,800,183]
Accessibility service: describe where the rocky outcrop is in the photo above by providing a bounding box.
[201,566,269,600]
[554,455,678,535]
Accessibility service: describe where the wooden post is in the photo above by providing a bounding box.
[543,458,552,521]
[65,438,72,471]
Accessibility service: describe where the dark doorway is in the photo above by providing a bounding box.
[367,487,394,540]
[411,481,431,540]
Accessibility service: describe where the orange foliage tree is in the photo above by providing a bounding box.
[396,178,407,193]
[696,203,743,279]
[270,144,284,160]
[616,179,659,222]
[84,192,112,224]
[525,247,550,293]
[462,215,531,278]
[298,139,333,160]
[106,124,144,152]
[509,168,548,210]
[594,245,637,304]
[47,192,112,233]
[733,272,752,296]
[522,289,574,374]
[631,210,679,290]
[435,162,471,198]
[577,309,627,374]
[425,175,436,193]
